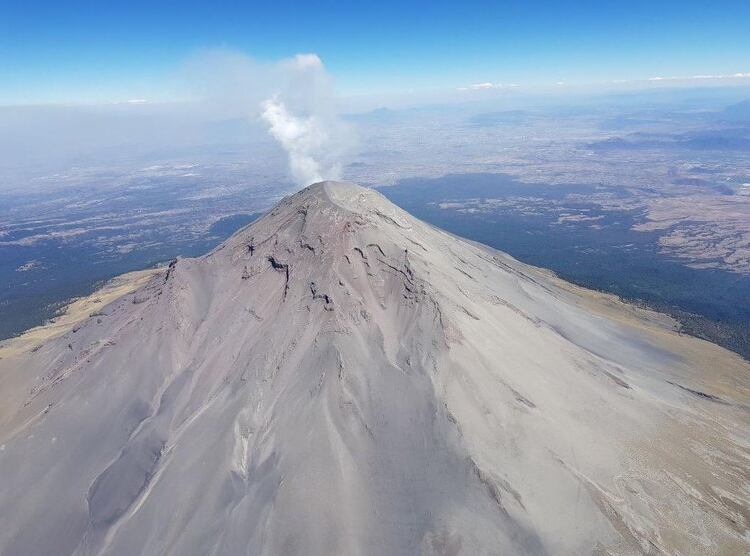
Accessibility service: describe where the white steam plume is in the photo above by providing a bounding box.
[259,53,348,186]
[261,96,339,185]
[184,50,352,187]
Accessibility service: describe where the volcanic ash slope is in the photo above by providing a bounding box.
[0,182,748,556]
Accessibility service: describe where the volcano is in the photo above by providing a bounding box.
[0,181,748,555]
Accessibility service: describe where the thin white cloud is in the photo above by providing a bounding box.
[472,82,499,90]
[457,82,516,91]
[459,71,749,92]
[646,72,750,82]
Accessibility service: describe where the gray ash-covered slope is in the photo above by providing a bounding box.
[1,182,749,555]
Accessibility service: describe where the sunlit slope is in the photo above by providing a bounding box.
[0,182,748,555]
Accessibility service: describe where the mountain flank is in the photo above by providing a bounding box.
[0,181,748,555]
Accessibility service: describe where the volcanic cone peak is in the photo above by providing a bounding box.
[0,181,748,555]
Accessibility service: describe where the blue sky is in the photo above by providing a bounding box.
[2,0,750,104]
